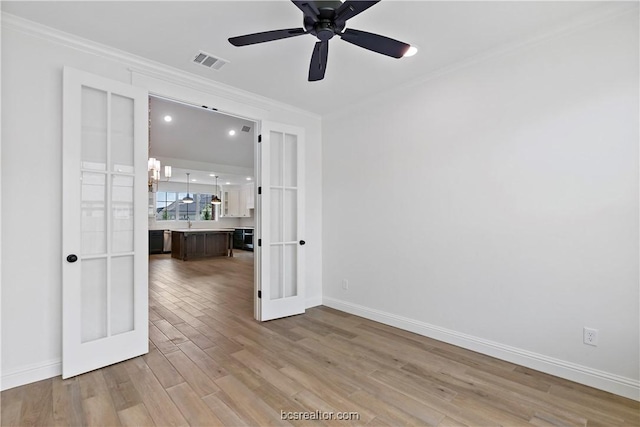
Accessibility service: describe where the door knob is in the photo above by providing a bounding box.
[66,254,78,263]
[299,240,306,246]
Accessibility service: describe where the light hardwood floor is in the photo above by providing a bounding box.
[2,251,639,426]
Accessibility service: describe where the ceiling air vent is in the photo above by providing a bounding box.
[241,126,251,132]
[193,51,228,71]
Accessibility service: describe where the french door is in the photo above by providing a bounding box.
[62,67,149,378]
[257,122,306,321]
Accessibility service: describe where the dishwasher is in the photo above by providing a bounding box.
[163,230,172,253]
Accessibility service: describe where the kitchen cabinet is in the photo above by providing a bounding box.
[149,230,164,254]
[222,184,254,217]
[245,184,255,209]
[222,187,241,217]
[171,229,233,260]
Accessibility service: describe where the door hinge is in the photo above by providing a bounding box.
[258,290,262,298]
[258,134,262,143]
[258,186,262,195]
[258,239,262,247]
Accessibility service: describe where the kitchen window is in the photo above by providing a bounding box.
[155,191,218,221]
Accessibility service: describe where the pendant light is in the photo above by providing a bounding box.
[182,173,194,204]
[211,175,222,205]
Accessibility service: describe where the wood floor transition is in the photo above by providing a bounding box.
[1,251,638,426]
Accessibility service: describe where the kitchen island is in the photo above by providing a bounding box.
[171,229,234,261]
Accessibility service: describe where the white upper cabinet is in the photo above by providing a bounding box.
[222,184,254,217]
[244,184,255,210]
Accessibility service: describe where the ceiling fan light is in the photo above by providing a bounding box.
[403,46,418,57]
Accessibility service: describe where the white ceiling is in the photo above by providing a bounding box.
[149,95,255,168]
[1,1,612,116]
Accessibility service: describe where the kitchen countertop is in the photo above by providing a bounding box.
[172,228,235,233]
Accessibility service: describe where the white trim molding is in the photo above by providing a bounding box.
[1,359,62,391]
[323,297,640,401]
[0,12,321,122]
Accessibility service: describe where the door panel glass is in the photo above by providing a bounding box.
[112,175,134,253]
[270,188,282,242]
[284,244,297,297]
[81,87,107,171]
[270,131,283,186]
[270,245,283,300]
[111,94,134,173]
[284,133,297,187]
[284,189,297,242]
[111,255,134,335]
[81,258,108,343]
[81,172,106,255]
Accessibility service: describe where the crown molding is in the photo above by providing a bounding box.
[324,2,640,121]
[0,12,321,121]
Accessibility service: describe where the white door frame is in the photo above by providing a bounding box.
[131,73,269,320]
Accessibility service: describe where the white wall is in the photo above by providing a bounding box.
[322,11,639,398]
[1,16,322,389]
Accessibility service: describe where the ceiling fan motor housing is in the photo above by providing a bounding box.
[303,1,346,41]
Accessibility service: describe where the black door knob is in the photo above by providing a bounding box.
[66,254,78,263]
[299,240,306,246]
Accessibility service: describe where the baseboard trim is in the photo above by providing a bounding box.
[323,297,640,401]
[306,296,323,309]
[1,359,61,391]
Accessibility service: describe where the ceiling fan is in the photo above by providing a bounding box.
[228,0,415,81]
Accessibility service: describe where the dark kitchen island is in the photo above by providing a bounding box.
[171,229,234,261]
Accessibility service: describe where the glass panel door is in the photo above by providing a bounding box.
[258,122,305,321]
[62,67,148,378]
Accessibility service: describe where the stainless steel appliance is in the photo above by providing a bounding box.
[163,230,172,253]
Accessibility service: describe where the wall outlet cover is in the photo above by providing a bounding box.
[584,327,599,346]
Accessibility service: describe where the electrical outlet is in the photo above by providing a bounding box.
[584,327,599,346]
[341,279,349,291]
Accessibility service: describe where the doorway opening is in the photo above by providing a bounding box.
[147,94,259,321]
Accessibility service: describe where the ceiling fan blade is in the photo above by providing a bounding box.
[292,0,319,23]
[334,1,379,27]
[308,41,328,81]
[340,28,410,58]
[229,28,306,46]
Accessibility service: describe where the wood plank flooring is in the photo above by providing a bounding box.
[2,251,638,426]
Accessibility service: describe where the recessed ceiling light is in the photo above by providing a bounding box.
[209,173,216,177]
[403,46,418,57]
[228,130,236,136]
[191,179,197,182]
[225,182,231,185]
[246,177,252,181]
[164,115,172,122]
